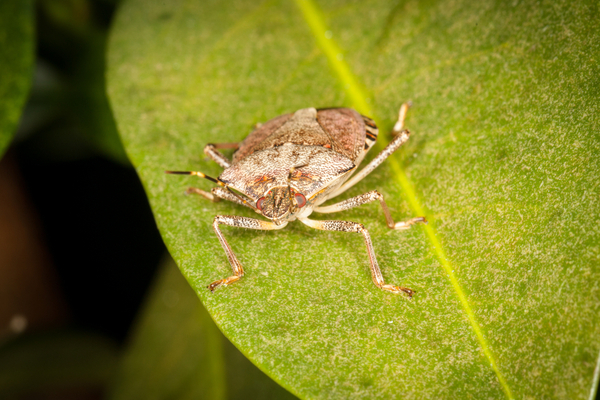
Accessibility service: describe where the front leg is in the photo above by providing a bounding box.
[204,142,239,169]
[314,190,427,230]
[299,217,414,297]
[209,215,287,291]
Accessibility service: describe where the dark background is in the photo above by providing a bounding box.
[0,1,165,397]
[12,0,164,344]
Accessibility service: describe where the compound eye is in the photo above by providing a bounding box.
[256,197,265,210]
[294,193,306,208]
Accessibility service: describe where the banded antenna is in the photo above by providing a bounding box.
[165,170,257,210]
[165,170,224,186]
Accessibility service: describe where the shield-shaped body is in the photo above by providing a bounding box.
[166,103,424,296]
[219,107,379,219]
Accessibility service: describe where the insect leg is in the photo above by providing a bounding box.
[314,190,427,230]
[299,217,414,297]
[185,187,218,202]
[392,102,411,135]
[328,130,410,198]
[204,143,239,169]
[212,187,257,210]
[209,215,287,291]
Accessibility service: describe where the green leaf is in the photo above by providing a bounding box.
[0,0,34,158]
[107,0,600,398]
[108,257,297,400]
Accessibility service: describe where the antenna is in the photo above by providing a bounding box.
[165,170,224,186]
[166,170,258,210]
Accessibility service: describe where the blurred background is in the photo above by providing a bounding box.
[1,0,166,397]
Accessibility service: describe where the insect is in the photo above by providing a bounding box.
[167,103,426,297]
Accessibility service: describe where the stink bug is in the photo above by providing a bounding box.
[167,103,426,297]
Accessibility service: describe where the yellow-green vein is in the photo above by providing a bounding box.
[294,0,372,117]
[294,0,514,398]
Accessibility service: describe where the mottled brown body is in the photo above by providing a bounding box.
[234,108,370,162]
[167,104,426,296]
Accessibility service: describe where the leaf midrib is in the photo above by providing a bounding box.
[293,0,514,398]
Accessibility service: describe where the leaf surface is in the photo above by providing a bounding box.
[0,0,34,158]
[109,258,297,400]
[107,0,600,398]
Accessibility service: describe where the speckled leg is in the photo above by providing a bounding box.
[328,103,412,199]
[186,187,218,202]
[299,217,414,297]
[314,190,427,230]
[209,215,287,292]
[329,130,410,198]
[186,186,256,211]
[204,143,239,169]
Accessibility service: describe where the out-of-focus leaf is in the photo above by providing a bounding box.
[0,0,34,158]
[70,30,129,163]
[107,0,600,398]
[17,1,128,163]
[108,258,297,400]
[0,330,118,398]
